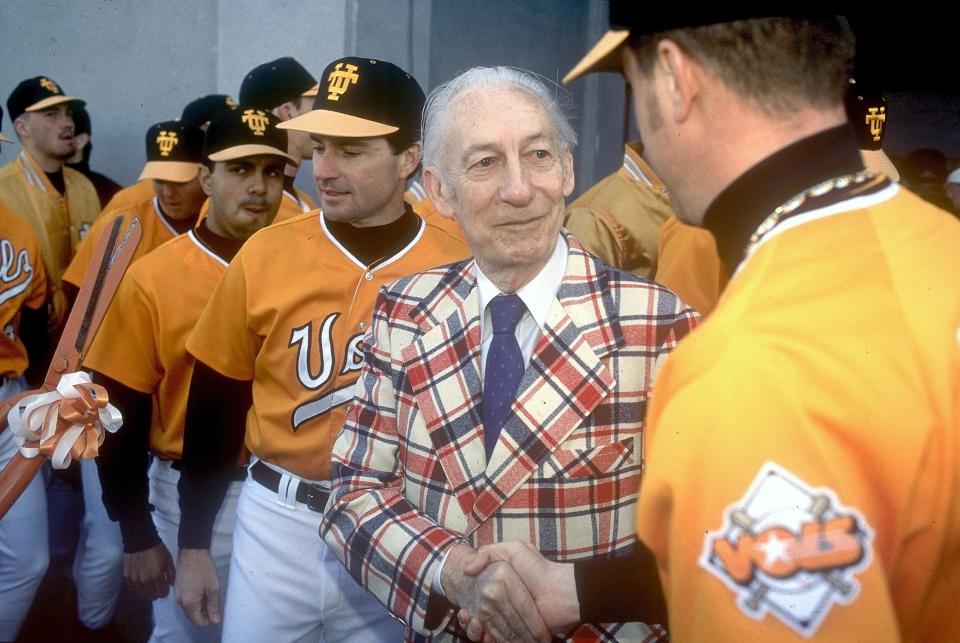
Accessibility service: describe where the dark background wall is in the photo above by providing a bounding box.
[1,2,956,202]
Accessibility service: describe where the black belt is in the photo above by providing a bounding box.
[250,460,330,513]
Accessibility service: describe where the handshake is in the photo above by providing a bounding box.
[441,540,580,643]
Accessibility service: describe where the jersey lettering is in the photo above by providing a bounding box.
[290,314,340,390]
[289,316,364,430]
[0,238,34,306]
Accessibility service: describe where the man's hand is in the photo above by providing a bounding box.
[175,548,221,626]
[440,543,551,643]
[123,543,176,600]
[458,541,580,640]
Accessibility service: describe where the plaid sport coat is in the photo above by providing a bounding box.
[323,236,699,641]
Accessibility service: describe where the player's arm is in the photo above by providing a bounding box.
[175,359,250,627]
[20,302,48,387]
[177,359,250,549]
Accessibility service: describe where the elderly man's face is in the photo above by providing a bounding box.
[431,86,573,282]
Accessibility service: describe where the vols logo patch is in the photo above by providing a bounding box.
[241,109,269,136]
[156,131,179,156]
[327,63,359,101]
[700,462,873,637]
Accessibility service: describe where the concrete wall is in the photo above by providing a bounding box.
[2,2,955,206]
[0,0,627,204]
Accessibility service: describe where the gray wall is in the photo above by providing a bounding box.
[2,2,955,205]
[0,0,626,204]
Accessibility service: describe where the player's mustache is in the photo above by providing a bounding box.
[239,198,269,209]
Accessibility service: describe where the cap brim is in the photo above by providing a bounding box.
[0,133,13,143]
[302,83,319,97]
[138,161,201,182]
[563,30,630,85]
[26,95,86,113]
[860,149,899,183]
[278,109,399,137]
[207,144,296,164]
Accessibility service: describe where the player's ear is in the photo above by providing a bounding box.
[199,164,213,197]
[398,141,421,182]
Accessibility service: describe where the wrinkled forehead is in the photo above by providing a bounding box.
[445,86,558,149]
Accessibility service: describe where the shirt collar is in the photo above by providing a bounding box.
[702,125,863,276]
[476,234,567,330]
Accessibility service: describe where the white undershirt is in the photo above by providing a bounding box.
[475,234,567,377]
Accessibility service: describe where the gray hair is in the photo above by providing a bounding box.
[421,66,577,175]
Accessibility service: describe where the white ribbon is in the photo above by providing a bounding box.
[7,371,122,469]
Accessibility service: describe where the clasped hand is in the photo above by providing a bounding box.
[441,541,579,643]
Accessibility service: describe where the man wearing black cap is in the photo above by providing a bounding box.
[238,56,318,221]
[86,106,291,643]
[63,120,207,297]
[180,94,236,131]
[174,56,469,642]
[554,8,960,641]
[65,107,122,208]
[0,76,99,330]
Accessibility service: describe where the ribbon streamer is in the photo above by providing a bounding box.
[7,372,122,469]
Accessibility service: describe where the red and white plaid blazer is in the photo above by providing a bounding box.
[323,237,699,641]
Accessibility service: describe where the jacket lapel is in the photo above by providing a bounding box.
[467,239,624,530]
[400,263,489,517]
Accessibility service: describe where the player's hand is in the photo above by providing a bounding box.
[458,541,580,640]
[123,543,176,600]
[175,548,221,626]
[440,543,551,643]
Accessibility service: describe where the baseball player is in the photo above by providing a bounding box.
[0,200,49,643]
[174,56,470,642]
[238,57,317,222]
[86,107,292,643]
[64,107,122,209]
[63,120,207,301]
[568,8,960,640]
[0,76,99,331]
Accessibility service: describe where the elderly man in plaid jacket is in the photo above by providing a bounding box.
[322,66,699,642]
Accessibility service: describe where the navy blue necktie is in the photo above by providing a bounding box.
[482,293,526,458]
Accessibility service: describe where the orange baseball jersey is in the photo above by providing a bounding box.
[0,150,99,326]
[99,180,154,214]
[83,230,228,459]
[186,211,470,480]
[0,203,47,378]
[653,215,728,317]
[405,180,466,243]
[63,193,184,288]
[637,186,960,641]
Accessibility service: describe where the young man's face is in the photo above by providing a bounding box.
[18,105,76,161]
[201,155,285,239]
[152,176,207,221]
[311,135,418,228]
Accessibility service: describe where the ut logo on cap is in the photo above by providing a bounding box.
[39,77,60,93]
[242,109,269,136]
[327,63,359,101]
[156,131,179,156]
[700,462,874,637]
[865,106,885,142]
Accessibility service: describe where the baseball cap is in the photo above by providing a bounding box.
[139,120,205,182]
[239,57,317,110]
[844,80,899,181]
[7,76,85,121]
[181,94,236,128]
[203,106,295,164]
[0,105,12,143]
[278,57,425,138]
[563,7,764,84]
[72,107,91,137]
